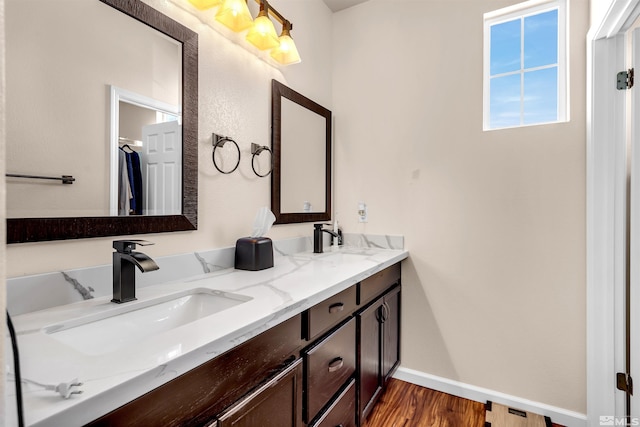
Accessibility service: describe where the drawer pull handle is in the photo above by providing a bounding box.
[328,303,345,314]
[382,302,390,323]
[328,357,344,372]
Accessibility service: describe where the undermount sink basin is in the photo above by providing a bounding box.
[43,288,252,356]
[294,250,367,263]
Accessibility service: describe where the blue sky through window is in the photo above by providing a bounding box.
[490,20,520,75]
[488,8,559,129]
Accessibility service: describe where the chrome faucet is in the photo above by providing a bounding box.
[112,240,159,303]
[313,223,343,254]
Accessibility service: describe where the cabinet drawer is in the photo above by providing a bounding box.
[216,359,303,427]
[304,317,356,422]
[304,285,357,341]
[358,263,400,306]
[309,379,356,427]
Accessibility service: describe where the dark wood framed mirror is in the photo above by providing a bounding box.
[271,80,331,224]
[6,0,198,243]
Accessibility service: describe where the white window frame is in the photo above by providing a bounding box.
[483,0,568,131]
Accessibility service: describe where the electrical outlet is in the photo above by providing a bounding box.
[358,202,368,223]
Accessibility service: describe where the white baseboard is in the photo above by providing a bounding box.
[393,367,588,427]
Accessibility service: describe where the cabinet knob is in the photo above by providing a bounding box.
[328,302,345,314]
[328,357,344,372]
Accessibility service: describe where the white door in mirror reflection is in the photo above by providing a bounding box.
[141,121,182,215]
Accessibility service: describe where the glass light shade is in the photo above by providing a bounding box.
[215,0,253,32]
[270,33,301,65]
[187,0,222,10]
[246,14,280,50]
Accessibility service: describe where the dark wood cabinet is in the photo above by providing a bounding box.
[85,262,401,427]
[303,263,401,427]
[215,359,303,427]
[357,283,401,424]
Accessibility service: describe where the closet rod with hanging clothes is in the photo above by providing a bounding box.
[6,174,75,184]
[118,137,143,150]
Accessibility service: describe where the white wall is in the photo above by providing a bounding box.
[6,0,333,276]
[332,0,588,414]
[119,102,158,142]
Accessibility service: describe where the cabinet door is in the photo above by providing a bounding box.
[216,359,303,427]
[382,286,401,382]
[356,298,383,422]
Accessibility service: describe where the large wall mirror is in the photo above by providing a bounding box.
[5,0,198,243]
[271,80,331,224]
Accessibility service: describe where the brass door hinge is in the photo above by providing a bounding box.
[617,372,634,395]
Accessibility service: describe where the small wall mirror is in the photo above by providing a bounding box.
[5,0,198,243]
[271,80,332,224]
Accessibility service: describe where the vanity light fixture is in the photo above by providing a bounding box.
[184,0,301,65]
[215,0,254,32]
[270,20,301,65]
[246,0,280,50]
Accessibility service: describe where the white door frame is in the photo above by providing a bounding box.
[109,85,181,215]
[588,0,640,423]
[630,27,640,420]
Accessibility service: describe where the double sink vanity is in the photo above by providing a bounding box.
[8,242,408,426]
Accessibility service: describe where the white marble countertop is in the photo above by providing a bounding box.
[7,245,408,426]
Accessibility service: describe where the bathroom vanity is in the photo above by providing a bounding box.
[88,264,401,427]
[7,244,407,426]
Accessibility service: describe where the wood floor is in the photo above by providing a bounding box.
[362,379,564,427]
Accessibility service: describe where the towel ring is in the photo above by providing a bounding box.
[251,143,273,178]
[212,134,240,175]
